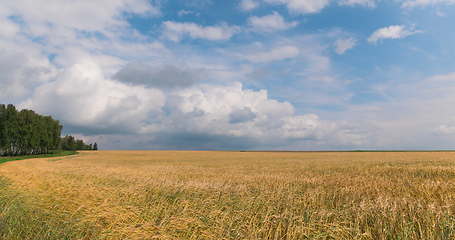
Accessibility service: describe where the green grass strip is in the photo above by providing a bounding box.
[0,151,77,165]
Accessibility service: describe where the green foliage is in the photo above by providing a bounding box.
[60,135,94,151]
[0,104,96,155]
[0,104,62,156]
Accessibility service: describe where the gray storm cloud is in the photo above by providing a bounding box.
[113,63,203,89]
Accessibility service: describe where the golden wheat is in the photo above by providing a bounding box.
[2,151,455,239]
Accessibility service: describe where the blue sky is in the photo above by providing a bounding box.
[2,0,455,150]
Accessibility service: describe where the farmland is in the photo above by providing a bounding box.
[2,151,455,239]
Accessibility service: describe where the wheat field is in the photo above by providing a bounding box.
[2,151,455,239]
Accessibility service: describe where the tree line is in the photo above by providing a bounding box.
[0,104,97,156]
[60,135,97,151]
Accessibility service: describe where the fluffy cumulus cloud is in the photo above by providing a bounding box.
[7,0,434,150]
[161,82,297,138]
[0,48,57,102]
[143,82,365,149]
[162,21,240,41]
[264,0,330,14]
[248,12,298,32]
[31,63,363,149]
[21,60,166,135]
[368,25,421,43]
[9,42,363,149]
[239,0,260,11]
[0,0,159,35]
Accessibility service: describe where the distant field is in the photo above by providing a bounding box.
[2,151,455,239]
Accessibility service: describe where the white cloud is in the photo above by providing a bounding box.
[0,18,19,38]
[339,0,377,7]
[334,37,357,54]
[0,0,159,34]
[248,12,298,32]
[162,21,240,41]
[178,9,199,17]
[21,60,165,134]
[243,45,300,63]
[368,25,421,43]
[0,0,367,150]
[153,82,364,147]
[228,35,339,85]
[264,0,330,14]
[22,63,364,148]
[335,71,455,149]
[402,0,455,8]
[239,0,259,11]
[0,0,166,102]
[0,46,57,101]
[0,0,168,64]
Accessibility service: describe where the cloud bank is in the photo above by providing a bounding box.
[1,0,454,150]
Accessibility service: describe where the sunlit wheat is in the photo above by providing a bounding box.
[2,151,455,239]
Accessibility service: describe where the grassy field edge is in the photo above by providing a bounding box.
[0,150,78,165]
[0,177,99,240]
[0,151,91,239]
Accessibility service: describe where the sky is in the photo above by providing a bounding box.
[1,0,455,150]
